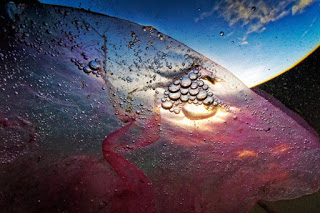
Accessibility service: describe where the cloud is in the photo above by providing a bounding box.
[292,0,313,15]
[195,0,314,35]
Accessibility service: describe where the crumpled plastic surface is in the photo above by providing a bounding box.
[0,2,319,213]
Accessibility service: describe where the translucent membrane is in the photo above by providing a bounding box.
[0,2,319,213]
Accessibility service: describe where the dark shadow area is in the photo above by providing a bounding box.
[251,46,320,213]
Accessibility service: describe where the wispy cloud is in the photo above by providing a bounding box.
[292,0,313,15]
[195,0,314,36]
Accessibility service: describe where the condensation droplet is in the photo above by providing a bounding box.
[197,90,207,100]
[161,101,173,109]
[180,88,189,95]
[180,76,192,88]
[168,84,180,93]
[188,72,198,80]
[189,88,200,96]
[89,60,100,70]
[190,82,198,89]
[203,96,214,105]
[180,95,189,102]
[169,92,181,100]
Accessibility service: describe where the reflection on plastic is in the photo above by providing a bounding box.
[0,2,320,213]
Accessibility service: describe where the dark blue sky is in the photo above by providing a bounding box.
[40,0,320,87]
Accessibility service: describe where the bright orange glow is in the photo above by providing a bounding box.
[272,144,290,155]
[237,150,258,159]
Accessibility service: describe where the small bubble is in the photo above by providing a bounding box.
[174,80,180,85]
[188,72,198,80]
[202,84,208,90]
[180,88,189,95]
[168,84,180,93]
[89,60,100,70]
[197,80,204,87]
[180,76,192,88]
[169,92,181,101]
[190,82,198,89]
[180,95,189,102]
[189,88,200,96]
[161,101,172,109]
[83,65,92,73]
[197,90,207,100]
[173,108,181,114]
[251,6,256,11]
[220,31,224,36]
[203,96,213,105]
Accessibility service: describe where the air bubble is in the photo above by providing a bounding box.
[188,72,197,80]
[203,96,214,105]
[83,65,91,73]
[180,95,189,102]
[168,84,180,93]
[197,80,204,87]
[173,108,181,114]
[189,88,200,96]
[190,82,198,89]
[161,101,173,109]
[180,88,189,95]
[180,76,192,88]
[169,92,181,100]
[89,60,100,70]
[174,80,180,85]
[182,104,217,120]
[202,84,208,90]
[197,90,207,100]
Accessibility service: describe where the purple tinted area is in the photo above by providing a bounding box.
[0,2,319,213]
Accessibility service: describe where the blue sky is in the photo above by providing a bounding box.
[40,0,320,87]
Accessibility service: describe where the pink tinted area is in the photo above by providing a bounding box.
[104,68,320,212]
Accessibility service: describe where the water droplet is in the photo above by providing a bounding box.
[207,91,213,96]
[174,80,180,85]
[173,108,181,114]
[169,92,181,100]
[168,84,180,93]
[197,80,204,87]
[162,101,173,109]
[220,31,224,36]
[188,72,198,80]
[83,65,92,73]
[182,104,217,120]
[197,90,207,100]
[180,95,189,102]
[180,76,192,88]
[202,84,208,90]
[203,96,214,105]
[89,60,100,70]
[189,88,200,96]
[190,82,198,89]
[180,87,189,95]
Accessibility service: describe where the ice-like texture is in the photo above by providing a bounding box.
[0,2,319,212]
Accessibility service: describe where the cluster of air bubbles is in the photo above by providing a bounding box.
[128,31,140,49]
[161,67,222,114]
[71,57,102,77]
